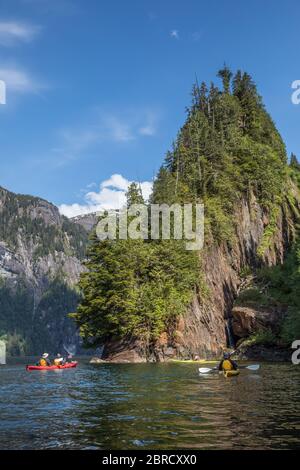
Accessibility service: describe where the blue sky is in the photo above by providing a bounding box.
[0,0,300,216]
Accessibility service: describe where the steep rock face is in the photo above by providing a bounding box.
[103,190,297,362]
[231,306,283,338]
[175,193,295,359]
[0,186,88,355]
[72,213,98,232]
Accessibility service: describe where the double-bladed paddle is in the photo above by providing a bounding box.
[199,364,260,374]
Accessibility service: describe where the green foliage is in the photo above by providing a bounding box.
[158,68,286,244]
[73,66,292,351]
[0,276,79,355]
[0,187,87,260]
[0,187,87,355]
[289,153,300,189]
[235,287,270,307]
[272,244,300,344]
[247,235,300,345]
[0,332,27,356]
[257,205,280,258]
[245,328,277,346]
[71,234,199,349]
[0,278,34,354]
[281,308,300,344]
[31,278,80,353]
[239,265,252,279]
[126,182,145,206]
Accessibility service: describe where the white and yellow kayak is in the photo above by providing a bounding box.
[223,369,240,378]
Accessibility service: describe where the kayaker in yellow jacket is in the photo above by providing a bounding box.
[53,353,65,366]
[37,353,51,367]
[218,352,238,371]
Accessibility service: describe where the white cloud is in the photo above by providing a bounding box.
[101,174,130,191]
[138,111,157,136]
[170,30,179,39]
[50,110,159,167]
[104,116,134,142]
[59,174,153,218]
[0,21,40,46]
[139,124,155,136]
[0,66,44,93]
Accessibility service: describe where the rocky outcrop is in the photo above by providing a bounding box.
[103,188,299,362]
[72,212,98,232]
[231,305,284,338]
[102,339,148,363]
[172,192,296,359]
[236,344,290,362]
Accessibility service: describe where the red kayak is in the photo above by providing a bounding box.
[26,361,78,371]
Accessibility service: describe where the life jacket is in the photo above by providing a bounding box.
[222,359,234,371]
[39,358,47,366]
[53,358,62,366]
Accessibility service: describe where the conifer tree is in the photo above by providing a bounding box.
[126,182,144,207]
[217,65,233,94]
[72,66,290,351]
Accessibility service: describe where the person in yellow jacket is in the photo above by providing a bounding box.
[53,353,65,366]
[37,353,51,367]
[218,352,238,371]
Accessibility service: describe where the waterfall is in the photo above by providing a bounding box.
[225,319,235,349]
[0,340,6,365]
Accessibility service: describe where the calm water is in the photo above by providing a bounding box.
[0,360,300,450]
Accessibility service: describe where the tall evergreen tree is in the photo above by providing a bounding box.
[72,66,291,352]
[217,65,233,94]
[126,182,144,207]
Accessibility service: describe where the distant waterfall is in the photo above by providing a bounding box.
[225,319,235,349]
[0,340,6,365]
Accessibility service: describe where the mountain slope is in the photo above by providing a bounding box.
[0,186,88,355]
[72,67,300,362]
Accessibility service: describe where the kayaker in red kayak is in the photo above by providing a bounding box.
[218,352,238,372]
[37,353,51,367]
[53,353,66,366]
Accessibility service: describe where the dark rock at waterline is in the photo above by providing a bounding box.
[102,339,147,363]
[102,188,298,362]
[231,305,285,338]
[236,344,291,362]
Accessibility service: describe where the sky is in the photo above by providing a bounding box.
[0,0,300,217]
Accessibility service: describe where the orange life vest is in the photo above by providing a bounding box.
[39,358,47,366]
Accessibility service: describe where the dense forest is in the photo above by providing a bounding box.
[0,187,87,355]
[0,187,87,260]
[0,278,79,355]
[72,67,300,357]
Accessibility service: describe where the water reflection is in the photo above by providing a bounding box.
[0,362,299,449]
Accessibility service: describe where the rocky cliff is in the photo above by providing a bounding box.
[71,212,98,232]
[99,189,298,363]
[174,189,298,360]
[0,186,88,355]
[60,68,300,363]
